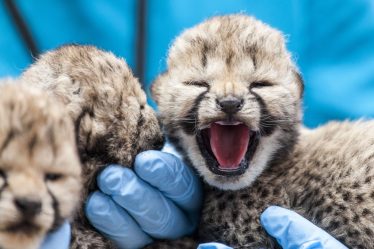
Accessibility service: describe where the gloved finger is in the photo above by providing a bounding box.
[40,221,70,249]
[197,242,233,249]
[97,165,194,239]
[85,191,153,249]
[134,150,202,213]
[260,206,348,249]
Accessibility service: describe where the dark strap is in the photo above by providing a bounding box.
[135,0,147,87]
[4,0,40,60]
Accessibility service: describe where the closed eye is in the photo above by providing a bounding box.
[183,81,209,88]
[251,81,273,88]
[45,173,64,181]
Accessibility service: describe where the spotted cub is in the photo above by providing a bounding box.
[21,45,164,249]
[0,83,81,249]
[151,15,374,248]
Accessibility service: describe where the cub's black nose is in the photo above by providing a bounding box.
[14,198,42,217]
[217,96,244,114]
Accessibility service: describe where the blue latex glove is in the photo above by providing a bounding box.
[261,206,348,249]
[40,221,70,249]
[198,206,347,249]
[85,150,202,249]
[197,242,233,249]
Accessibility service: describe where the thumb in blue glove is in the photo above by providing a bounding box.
[260,206,348,249]
[86,149,203,249]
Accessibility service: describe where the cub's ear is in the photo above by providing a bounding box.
[293,70,304,99]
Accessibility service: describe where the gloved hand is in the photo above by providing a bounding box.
[198,206,347,249]
[85,150,203,249]
[260,206,348,249]
[40,221,71,249]
[197,242,232,249]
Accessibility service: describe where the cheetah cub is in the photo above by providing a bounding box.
[21,45,164,249]
[151,15,374,248]
[0,83,81,249]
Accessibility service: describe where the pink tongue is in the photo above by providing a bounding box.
[209,123,250,170]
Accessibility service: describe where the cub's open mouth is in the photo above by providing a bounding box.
[197,121,259,176]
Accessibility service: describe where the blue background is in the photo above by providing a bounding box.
[1,0,373,127]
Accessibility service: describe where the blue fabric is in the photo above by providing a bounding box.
[0,0,136,75]
[1,0,373,127]
[85,150,202,249]
[261,206,347,249]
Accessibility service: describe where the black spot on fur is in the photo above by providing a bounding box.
[183,81,209,88]
[226,50,234,66]
[180,90,208,135]
[245,235,255,243]
[47,126,58,157]
[249,89,277,136]
[365,228,373,236]
[298,191,313,206]
[338,204,346,211]
[240,193,250,200]
[356,194,364,203]
[0,170,8,198]
[218,202,226,211]
[362,208,371,216]
[130,112,147,155]
[215,191,225,198]
[232,211,239,221]
[347,229,360,237]
[353,182,360,189]
[227,193,235,201]
[314,198,325,207]
[325,205,333,213]
[353,214,360,222]
[343,216,349,224]
[327,220,340,230]
[201,42,209,68]
[343,192,351,201]
[231,236,239,245]
[365,176,371,183]
[28,134,37,157]
[315,210,323,221]
[273,188,280,196]
[244,217,252,223]
[260,189,269,198]
[246,45,258,69]
[47,188,62,232]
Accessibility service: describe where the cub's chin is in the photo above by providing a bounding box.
[0,229,46,249]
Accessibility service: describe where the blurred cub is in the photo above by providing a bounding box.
[0,82,81,249]
[22,45,164,249]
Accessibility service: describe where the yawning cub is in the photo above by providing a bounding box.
[150,15,374,248]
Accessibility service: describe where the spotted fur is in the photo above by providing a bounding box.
[0,83,81,249]
[21,45,164,249]
[150,15,374,248]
